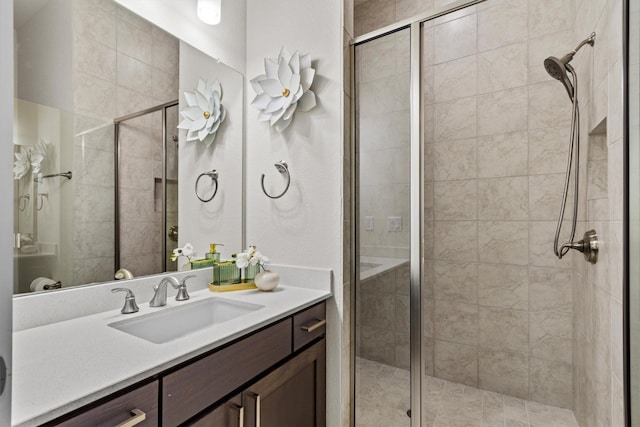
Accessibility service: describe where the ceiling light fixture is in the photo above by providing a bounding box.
[197,0,221,25]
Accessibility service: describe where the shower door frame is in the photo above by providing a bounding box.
[350,1,486,426]
[113,99,179,273]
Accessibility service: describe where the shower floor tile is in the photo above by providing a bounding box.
[355,358,579,427]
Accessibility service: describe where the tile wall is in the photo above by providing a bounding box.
[571,0,625,425]
[421,0,576,408]
[71,0,178,282]
[356,264,411,369]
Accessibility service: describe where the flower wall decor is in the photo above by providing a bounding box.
[250,47,316,132]
[13,138,51,180]
[178,79,226,147]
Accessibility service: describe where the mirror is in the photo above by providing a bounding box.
[13,0,244,294]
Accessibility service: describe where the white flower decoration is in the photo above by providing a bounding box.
[13,146,32,180]
[178,79,226,147]
[234,246,270,269]
[14,139,53,180]
[170,243,194,262]
[250,47,316,133]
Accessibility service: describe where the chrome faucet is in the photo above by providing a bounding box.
[150,276,181,307]
[176,275,196,301]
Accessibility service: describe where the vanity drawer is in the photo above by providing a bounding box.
[293,302,327,352]
[52,380,158,427]
[162,318,292,426]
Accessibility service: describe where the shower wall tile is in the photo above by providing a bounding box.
[528,126,571,175]
[477,42,527,94]
[433,14,477,64]
[528,173,565,220]
[477,87,528,136]
[528,81,573,130]
[477,131,528,178]
[528,0,573,38]
[434,340,478,386]
[151,68,178,103]
[358,37,397,82]
[433,261,478,304]
[434,300,478,345]
[116,14,152,64]
[73,72,117,118]
[478,348,529,399]
[433,96,477,142]
[530,311,572,364]
[433,139,477,181]
[477,0,527,52]
[528,221,569,268]
[72,1,117,49]
[478,176,528,220]
[433,55,477,102]
[424,297,435,337]
[529,267,573,315]
[528,31,575,84]
[479,306,529,355]
[74,37,117,83]
[77,184,115,222]
[117,52,153,95]
[478,221,528,265]
[434,180,477,220]
[478,264,528,310]
[151,26,179,75]
[529,358,573,408]
[587,160,608,200]
[360,325,396,366]
[434,221,478,262]
[74,146,115,186]
[119,220,161,256]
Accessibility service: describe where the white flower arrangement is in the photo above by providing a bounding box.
[170,243,194,263]
[178,79,226,147]
[250,47,316,133]
[233,246,270,270]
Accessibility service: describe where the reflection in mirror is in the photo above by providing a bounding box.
[12,0,243,294]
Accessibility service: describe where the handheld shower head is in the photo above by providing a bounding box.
[544,55,575,100]
[543,32,596,101]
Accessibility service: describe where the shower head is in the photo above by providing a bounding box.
[543,32,596,101]
[544,54,575,100]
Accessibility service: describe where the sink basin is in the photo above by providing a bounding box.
[108,298,265,344]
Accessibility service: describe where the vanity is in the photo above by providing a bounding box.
[12,267,331,426]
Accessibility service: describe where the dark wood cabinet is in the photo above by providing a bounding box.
[244,339,326,427]
[45,301,326,427]
[48,380,159,427]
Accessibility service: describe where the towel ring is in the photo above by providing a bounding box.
[195,170,219,202]
[261,161,290,199]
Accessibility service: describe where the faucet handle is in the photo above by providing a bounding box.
[111,288,139,314]
[176,275,196,301]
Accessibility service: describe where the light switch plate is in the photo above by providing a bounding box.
[365,216,374,231]
[387,216,402,232]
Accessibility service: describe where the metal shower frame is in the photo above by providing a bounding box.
[113,99,179,273]
[349,1,487,426]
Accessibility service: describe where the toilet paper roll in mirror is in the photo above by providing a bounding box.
[30,277,58,292]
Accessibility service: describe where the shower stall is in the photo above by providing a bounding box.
[114,101,180,277]
[351,0,618,425]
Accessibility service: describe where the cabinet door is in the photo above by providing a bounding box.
[244,339,325,427]
[186,394,243,427]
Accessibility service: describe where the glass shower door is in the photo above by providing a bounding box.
[354,27,412,426]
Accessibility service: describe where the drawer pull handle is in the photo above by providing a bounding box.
[115,408,146,427]
[228,403,244,427]
[301,319,326,333]
[247,392,261,427]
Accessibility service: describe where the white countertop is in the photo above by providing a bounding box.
[12,268,332,426]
